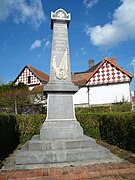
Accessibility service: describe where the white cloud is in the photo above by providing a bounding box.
[75,47,86,57]
[30,39,51,50]
[30,40,41,50]
[83,0,99,9]
[85,0,135,48]
[0,0,45,29]
[81,47,86,54]
[45,40,50,48]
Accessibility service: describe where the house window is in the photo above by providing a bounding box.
[28,76,31,84]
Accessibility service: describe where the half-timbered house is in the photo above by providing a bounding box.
[73,57,133,106]
[13,64,49,91]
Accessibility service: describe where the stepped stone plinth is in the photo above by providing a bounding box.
[15,9,112,166]
[15,135,111,164]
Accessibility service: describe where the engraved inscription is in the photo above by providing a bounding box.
[53,24,68,61]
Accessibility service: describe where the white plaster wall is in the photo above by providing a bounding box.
[73,87,88,105]
[73,82,131,105]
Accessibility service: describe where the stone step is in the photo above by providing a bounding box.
[15,141,111,165]
[28,135,96,151]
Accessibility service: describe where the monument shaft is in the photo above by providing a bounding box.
[50,18,70,81]
[45,9,77,92]
[50,9,71,82]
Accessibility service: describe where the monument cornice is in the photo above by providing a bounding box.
[51,8,70,29]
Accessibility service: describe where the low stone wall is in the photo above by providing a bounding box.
[0,104,47,114]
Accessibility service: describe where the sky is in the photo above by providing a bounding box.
[0,0,135,90]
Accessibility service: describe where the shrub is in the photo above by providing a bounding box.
[0,114,19,161]
[75,103,132,113]
[76,112,101,139]
[76,106,110,113]
[1,111,135,162]
[99,112,135,153]
[111,103,132,112]
[0,114,46,161]
[16,114,45,144]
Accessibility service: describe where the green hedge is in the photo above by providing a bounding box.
[75,103,132,113]
[99,112,135,153]
[16,114,45,144]
[76,111,135,153]
[0,114,19,161]
[0,111,135,161]
[76,112,100,139]
[0,114,45,161]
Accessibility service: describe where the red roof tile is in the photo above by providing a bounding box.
[28,65,49,83]
[31,85,46,93]
[132,96,135,101]
[72,72,90,86]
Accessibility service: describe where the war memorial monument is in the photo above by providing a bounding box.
[15,9,113,166]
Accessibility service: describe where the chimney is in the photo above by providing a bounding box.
[89,59,94,69]
[110,57,116,64]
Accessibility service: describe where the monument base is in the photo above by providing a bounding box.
[15,135,111,165]
[15,94,112,165]
[15,120,111,165]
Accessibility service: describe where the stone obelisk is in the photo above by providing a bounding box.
[40,9,83,140]
[15,9,112,166]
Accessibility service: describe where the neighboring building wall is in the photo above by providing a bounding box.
[73,87,88,105]
[73,82,131,105]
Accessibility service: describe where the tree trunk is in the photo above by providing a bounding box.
[14,100,18,114]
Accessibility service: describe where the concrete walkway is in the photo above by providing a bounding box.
[0,161,135,179]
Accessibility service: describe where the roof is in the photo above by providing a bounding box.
[84,61,101,73]
[73,79,87,87]
[86,57,132,82]
[31,85,45,93]
[72,57,133,87]
[27,65,49,83]
[132,96,135,106]
[13,64,49,84]
[72,62,102,86]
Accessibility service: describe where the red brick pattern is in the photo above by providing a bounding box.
[87,61,130,86]
[0,162,135,180]
[16,68,41,85]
